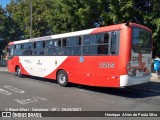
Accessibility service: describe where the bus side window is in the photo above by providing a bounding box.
[97,45,108,54]
[33,41,45,55]
[72,36,82,55]
[14,44,22,56]
[104,33,109,44]
[46,40,53,55]
[96,33,109,55]
[83,35,91,55]
[33,42,37,55]
[8,45,14,57]
[83,35,91,45]
[110,31,119,54]
[23,42,33,55]
[62,38,75,55]
[46,39,61,55]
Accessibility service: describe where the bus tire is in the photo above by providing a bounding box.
[16,66,23,77]
[57,70,68,87]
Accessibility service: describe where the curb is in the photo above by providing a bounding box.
[0,67,8,72]
[150,73,160,80]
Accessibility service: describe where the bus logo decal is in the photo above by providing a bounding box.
[37,60,42,65]
[79,56,84,62]
[55,60,58,65]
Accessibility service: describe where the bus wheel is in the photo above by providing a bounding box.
[16,66,22,77]
[57,70,68,87]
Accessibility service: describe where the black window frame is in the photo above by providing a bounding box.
[14,44,22,56]
[8,45,14,58]
[61,36,82,56]
[46,39,62,56]
[10,30,120,57]
[32,41,46,56]
[22,42,33,56]
[82,30,120,56]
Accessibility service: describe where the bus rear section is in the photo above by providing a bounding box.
[119,23,152,87]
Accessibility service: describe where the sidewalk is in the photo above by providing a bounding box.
[151,73,160,81]
[0,67,8,72]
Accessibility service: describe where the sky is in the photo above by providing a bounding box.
[0,0,10,8]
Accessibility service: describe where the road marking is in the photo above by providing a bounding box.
[0,88,12,95]
[4,85,25,94]
[0,85,48,106]
[14,97,48,105]
[77,89,88,92]
[0,85,25,96]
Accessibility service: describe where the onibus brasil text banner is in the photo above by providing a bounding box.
[0,111,160,117]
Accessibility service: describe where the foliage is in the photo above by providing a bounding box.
[0,5,22,60]
[6,0,52,38]
[0,0,160,56]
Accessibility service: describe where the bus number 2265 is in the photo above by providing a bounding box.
[99,62,115,68]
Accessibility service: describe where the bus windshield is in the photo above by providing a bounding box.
[132,27,151,54]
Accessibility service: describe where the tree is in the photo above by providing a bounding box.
[7,0,53,38]
[0,5,22,60]
[4,0,160,57]
[0,6,8,60]
[46,0,108,34]
[102,0,160,57]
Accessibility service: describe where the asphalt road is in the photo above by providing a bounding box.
[0,71,160,120]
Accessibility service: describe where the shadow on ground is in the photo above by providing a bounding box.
[19,74,160,99]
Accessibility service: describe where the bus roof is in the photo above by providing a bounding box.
[8,22,151,45]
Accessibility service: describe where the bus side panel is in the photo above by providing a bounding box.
[92,73,119,87]
[56,56,119,87]
[7,56,19,73]
[9,55,120,88]
[7,56,30,75]
[44,56,87,83]
[8,61,13,73]
[18,56,68,78]
[44,70,57,80]
[119,26,132,77]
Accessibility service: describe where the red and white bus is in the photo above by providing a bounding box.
[7,22,152,88]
